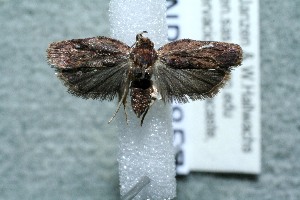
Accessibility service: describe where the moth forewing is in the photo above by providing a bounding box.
[155,39,243,103]
[47,37,132,102]
[157,40,242,70]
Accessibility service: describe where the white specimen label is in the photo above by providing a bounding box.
[167,0,260,175]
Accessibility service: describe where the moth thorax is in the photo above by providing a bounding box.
[132,67,152,79]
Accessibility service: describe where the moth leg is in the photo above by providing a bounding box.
[122,98,128,124]
[108,78,130,124]
[140,89,157,126]
[140,107,149,126]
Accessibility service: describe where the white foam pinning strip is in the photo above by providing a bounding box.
[109,0,176,199]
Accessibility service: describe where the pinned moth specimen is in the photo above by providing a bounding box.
[47,31,242,125]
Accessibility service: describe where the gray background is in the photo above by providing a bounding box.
[0,0,299,199]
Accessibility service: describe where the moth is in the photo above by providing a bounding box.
[47,31,242,126]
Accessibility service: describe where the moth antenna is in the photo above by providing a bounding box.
[130,41,137,48]
[136,31,148,40]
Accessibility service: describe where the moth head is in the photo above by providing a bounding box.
[135,31,154,48]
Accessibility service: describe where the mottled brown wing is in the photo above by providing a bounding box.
[155,39,242,103]
[47,36,130,100]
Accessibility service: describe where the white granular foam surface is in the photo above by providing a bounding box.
[109,0,168,48]
[109,0,176,199]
